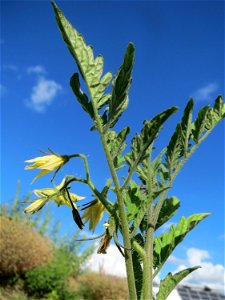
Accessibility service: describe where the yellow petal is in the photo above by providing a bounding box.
[82,200,104,232]
[31,169,51,184]
[40,155,66,171]
[33,187,56,197]
[24,198,48,214]
[70,192,85,201]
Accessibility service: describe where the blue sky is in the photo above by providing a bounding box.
[1,0,224,291]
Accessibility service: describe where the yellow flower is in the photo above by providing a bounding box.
[82,200,104,232]
[25,150,69,183]
[24,178,84,214]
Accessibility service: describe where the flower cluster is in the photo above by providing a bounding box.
[24,150,105,232]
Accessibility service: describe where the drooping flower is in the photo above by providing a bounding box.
[24,178,84,214]
[25,150,69,183]
[82,199,105,232]
[97,233,112,254]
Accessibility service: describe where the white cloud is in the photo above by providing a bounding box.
[87,244,126,277]
[27,65,46,75]
[170,248,225,293]
[192,83,219,102]
[26,76,62,112]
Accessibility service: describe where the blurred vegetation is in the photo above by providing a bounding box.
[0,182,128,299]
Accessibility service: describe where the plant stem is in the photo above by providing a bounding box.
[88,89,137,300]
[142,159,154,300]
[100,131,137,300]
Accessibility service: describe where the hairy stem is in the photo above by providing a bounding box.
[142,159,154,300]
[87,86,137,300]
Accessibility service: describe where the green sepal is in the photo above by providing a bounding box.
[155,196,180,230]
[107,43,135,128]
[153,213,210,270]
[156,266,200,300]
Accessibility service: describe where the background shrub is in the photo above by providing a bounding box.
[0,216,52,277]
[77,272,128,300]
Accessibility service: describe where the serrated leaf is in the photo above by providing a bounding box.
[214,96,225,117]
[192,106,210,143]
[156,267,200,300]
[126,107,178,173]
[106,127,130,169]
[155,196,180,230]
[70,73,94,118]
[153,213,210,270]
[52,2,112,113]
[124,180,148,223]
[132,234,144,299]
[107,43,135,128]
[181,98,194,157]
[165,123,182,176]
[137,148,167,191]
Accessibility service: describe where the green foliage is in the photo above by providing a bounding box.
[107,43,134,128]
[106,127,130,169]
[156,267,200,300]
[125,107,178,172]
[35,3,225,299]
[155,196,180,230]
[25,249,72,298]
[180,98,194,157]
[124,180,147,223]
[153,213,210,271]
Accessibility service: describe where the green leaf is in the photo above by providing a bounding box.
[192,106,210,143]
[107,43,135,128]
[52,2,112,112]
[153,213,210,270]
[205,96,225,130]
[156,266,200,300]
[180,98,194,157]
[155,196,180,230]
[126,107,178,172]
[165,123,182,176]
[137,148,167,192]
[214,96,225,118]
[132,234,144,300]
[106,127,130,169]
[124,180,148,223]
[70,73,94,118]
